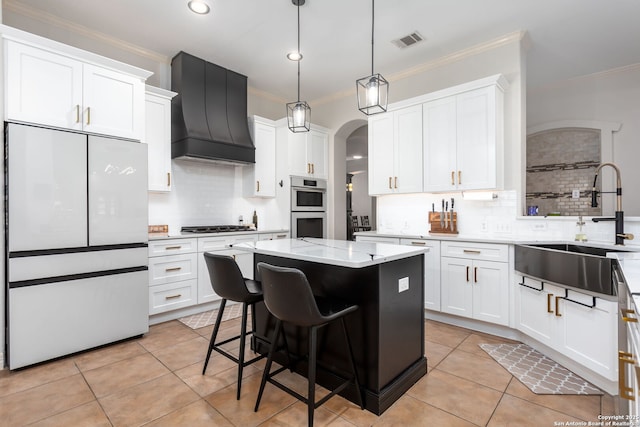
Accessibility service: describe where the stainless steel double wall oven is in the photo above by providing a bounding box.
[290,176,327,238]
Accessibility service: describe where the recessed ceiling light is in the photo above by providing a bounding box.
[188,1,210,14]
[287,51,303,61]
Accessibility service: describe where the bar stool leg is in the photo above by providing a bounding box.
[236,302,249,400]
[202,298,227,375]
[308,325,318,427]
[254,319,282,412]
[341,317,364,409]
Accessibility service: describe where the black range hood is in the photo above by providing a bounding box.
[171,51,255,164]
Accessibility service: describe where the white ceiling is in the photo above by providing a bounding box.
[4,0,640,106]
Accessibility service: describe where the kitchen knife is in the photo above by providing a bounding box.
[450,198,455,231]
[440,199,444,228]
[445,201,449,229]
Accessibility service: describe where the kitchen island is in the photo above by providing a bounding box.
[234,238,428,415]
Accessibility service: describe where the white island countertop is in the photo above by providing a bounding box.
[233,238,428,268]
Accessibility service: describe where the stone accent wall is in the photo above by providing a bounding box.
[526,128,601,216]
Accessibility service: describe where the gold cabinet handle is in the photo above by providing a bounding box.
[466,266,470,282]
[76,105,81,123]
[307,163,311,174]
[165,267,182,272]
[256,180,260,192]
[167,172,171,187]
[165,294,182,300]
[388,177,392,189]
[474,266,478,283]
[458,170,462,185]
[165,245,182,250]
[86,106,91,125]
[311,163,315,174]
[555,296,562,317]
[547,293,554,313]
[619,351,636,401]
[410,241,426,246]
[451,171,455,185]
[394,176,398,189]
[463,249,481,254]
[622,308,639,323]
[275,234,287,239]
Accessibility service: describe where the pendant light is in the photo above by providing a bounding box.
[286,0,311,133]
[356,0,388,115]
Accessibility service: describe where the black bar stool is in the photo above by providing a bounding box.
[201,252,267,400]
[254,262,364,427]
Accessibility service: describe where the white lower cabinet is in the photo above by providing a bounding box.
[400,238,441,311]
[440,242,509,326]
[197,234,258,304]
[515,274,617,382]
[148,238,198,315]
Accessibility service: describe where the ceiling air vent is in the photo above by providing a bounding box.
[392,31,425,49]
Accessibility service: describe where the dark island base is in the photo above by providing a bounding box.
[252,253,427,415]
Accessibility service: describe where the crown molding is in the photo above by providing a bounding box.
[4,0,169,64]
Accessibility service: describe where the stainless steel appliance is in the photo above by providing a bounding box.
[290,176,327,238]
[5,123,149,369]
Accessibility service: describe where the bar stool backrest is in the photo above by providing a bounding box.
[257,262,324,327]
[204,252,252,302]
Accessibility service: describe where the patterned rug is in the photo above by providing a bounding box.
[178,303,244,329]
[479,343,603,395]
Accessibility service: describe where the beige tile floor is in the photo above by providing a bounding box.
[0,318,615,426]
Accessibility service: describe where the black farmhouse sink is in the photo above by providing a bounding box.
[514,243,629,296]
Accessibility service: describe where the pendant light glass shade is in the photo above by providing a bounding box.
[356,73,388,115]
[287,0,310,132]
[357,0,388,115]
[286,100,311,132]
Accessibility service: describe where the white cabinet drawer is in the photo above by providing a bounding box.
[355,236,400,245]
[198,234,258,252]
[441,241,508,262]
[148,238,197,257]
[149,253,198,286]
[149,279,198,315]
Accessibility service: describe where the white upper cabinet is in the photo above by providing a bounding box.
[4,33,150,140]
[244,116,277,198]
[283,123,329,179]
[368,104,423,195]
[423,77,506,192]
[145,86,177,192]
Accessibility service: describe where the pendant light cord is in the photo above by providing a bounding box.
[297,2,301,102]
[371,0,375,76]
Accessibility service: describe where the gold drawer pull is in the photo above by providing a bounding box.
[474,266,478,283]
[76,105,80,123]
[167,172,171,187]
[256,180,260,192]
[622,308,639,323]
[619,351,636,401]
[463,249,481,254]
[547,293,554,313]
[275,234,287,238]
[165,294,182,300]
[394,176,398,189]
[388,177,392,189]
[86,106,91,125]
[466,266,470,282]
[451,171,455,185]
[555,296,562,317]
[410,241,426,246]
[165,246,182,250]
[458,170,462,185]
[311,163,315,174]
[165,267,182,272]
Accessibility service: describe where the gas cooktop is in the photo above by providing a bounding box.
[181,225,255,234]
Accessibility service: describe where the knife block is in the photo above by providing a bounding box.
[429,212,458,234]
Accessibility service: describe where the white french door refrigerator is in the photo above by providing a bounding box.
[5,123,149,369]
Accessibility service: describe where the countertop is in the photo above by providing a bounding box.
[609,252,640,297]
[149,229,289,241]
[233,238,428,268]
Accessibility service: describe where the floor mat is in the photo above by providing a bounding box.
[479,343,602,395]
[178,303,244,329]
